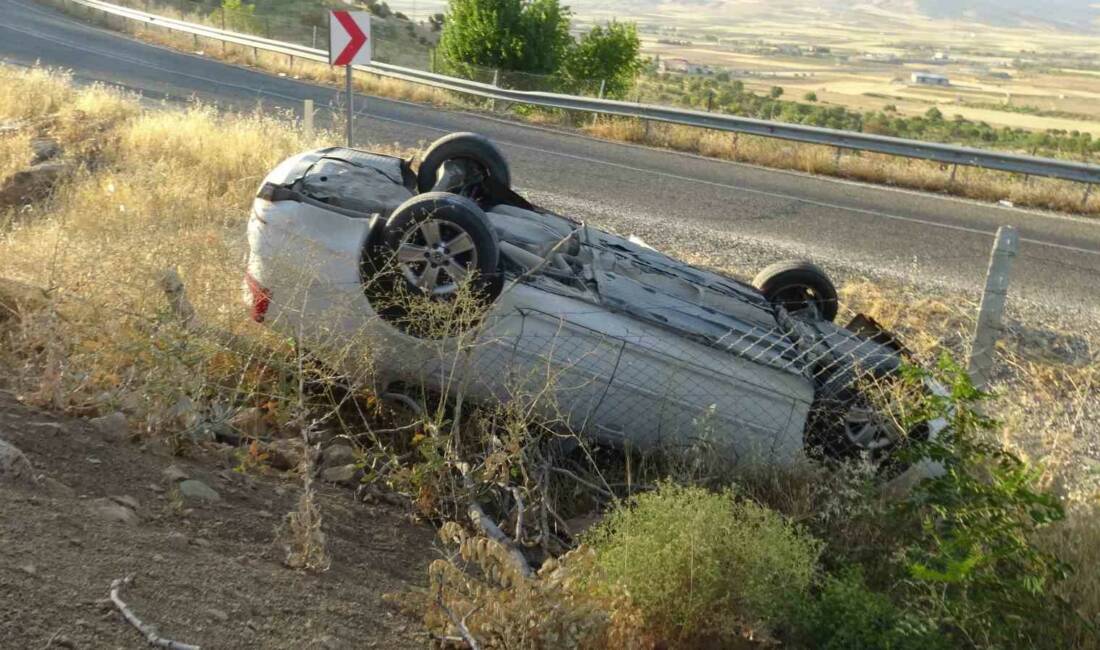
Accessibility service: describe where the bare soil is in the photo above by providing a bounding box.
[0,392,435,649]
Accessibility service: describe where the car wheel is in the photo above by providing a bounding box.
[806,385,931,477]
[362,193,502,334]
[416,132,511,201]
[752,260,838,322]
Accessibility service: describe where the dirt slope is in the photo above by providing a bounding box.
[0,393,434,649]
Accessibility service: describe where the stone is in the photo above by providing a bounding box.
[321,443,355,468]
[88,497,139,526]
[29,138,62,164]
[43,477,75,497]
[19,564,36,575]
[0,438,34,485]
[0,161,69,208]
[89,412,128,443]
[320,464,360,486]
[165,531,189,549]
[110,495,140,510]
[161,465,190,484]
[264,439,304,471]
[177,479,220,503]
[206,608,230,623]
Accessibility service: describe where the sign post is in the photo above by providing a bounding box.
[329,11,371,148]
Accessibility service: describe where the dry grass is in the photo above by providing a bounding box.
[585,119,1100,215]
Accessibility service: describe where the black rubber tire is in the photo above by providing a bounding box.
[362,193,502,334]
[416,132,511,195]
[752,260,838,322]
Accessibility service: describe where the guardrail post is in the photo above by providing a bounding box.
[1083,183,1093,210]
[834,146,843,170]
[193,33,199,50]
[312,25,317,50]
[490,69,500,112]
[253,46,258,65]
[967,225,1018,390]
[303,99,314,141]
[949,163,958,186]
[590,79,606,127]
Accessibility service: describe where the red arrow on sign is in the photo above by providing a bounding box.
[331,11,369,65]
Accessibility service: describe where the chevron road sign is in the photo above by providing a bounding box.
[329,11,371,65]
[329,11,371,147]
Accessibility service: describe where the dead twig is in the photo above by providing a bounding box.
[109,576,201,650]
[437,575,482,650]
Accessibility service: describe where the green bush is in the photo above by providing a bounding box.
[793,569,948,650]
[891,357,1074,649]
[584,482,821,642]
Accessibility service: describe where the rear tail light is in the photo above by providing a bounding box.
[244,271,271,323]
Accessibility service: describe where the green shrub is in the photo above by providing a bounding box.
[891,357,1075,648]
[793,569,948,650]
[584,482,821,642]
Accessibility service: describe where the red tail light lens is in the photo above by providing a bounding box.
[244,272,271,323]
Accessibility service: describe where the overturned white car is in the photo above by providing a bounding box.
[245,133,942,470]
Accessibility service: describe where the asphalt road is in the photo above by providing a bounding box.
[3,0,1100,319]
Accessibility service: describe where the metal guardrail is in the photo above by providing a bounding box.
[63,0,1100,186]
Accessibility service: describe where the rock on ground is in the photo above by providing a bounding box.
[89,412,128,443]
[0,437,34,485]
[0,161,70,208]
[177,479,220,503]
[87,497,140,526]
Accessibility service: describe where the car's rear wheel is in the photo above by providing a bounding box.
[753,260,838,322]
[362,193,502,335]
[417,132,511,202]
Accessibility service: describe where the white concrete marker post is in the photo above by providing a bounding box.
[329,11,371,148]
[303,99,314,141]
[968,225,1019,390]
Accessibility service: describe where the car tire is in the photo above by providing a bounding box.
[416,132,511,198]
[753,260,838,322]
[362,193,502,334]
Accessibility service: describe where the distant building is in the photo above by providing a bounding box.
[860,52,901,64]
[911,72,950,86]
[658,58,711,75]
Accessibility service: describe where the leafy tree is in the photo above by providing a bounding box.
[769,85,784,99]
[428,12,445,31]
[216,0,259,33]
[559,22,641,98]
[803,91,817,102]
[438,0,572,77]
[925,106,944,121]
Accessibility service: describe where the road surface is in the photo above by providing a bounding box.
[3,0,1099,318]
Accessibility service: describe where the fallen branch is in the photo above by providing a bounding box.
[437,576,482,650]
[109,576,201,650]
[467,497,535,578]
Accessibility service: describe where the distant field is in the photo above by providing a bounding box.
[385,0,1100,137]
